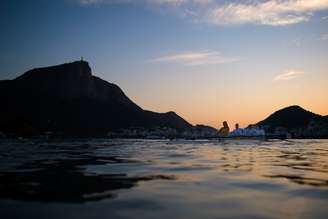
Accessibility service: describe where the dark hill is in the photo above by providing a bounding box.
[257,105,321,131]
[0,61,192,137]
[255,105,328,137]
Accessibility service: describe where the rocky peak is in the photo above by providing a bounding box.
[15,60,92,82]
[257,105,322,130]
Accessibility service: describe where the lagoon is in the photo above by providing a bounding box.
[1,139,328,219]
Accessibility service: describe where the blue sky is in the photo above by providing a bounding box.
[1,0,328,127]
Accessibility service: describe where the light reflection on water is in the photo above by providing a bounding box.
[1,139,328,219]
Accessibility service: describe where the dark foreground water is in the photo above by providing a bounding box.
[1,139,328,219]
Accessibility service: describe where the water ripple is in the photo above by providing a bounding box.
[1,139,328,219]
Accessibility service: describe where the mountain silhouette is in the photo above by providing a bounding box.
[255,105,328,137]
[0,61,192,137]
[257,105,321,130]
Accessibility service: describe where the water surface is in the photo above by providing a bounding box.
[1,139,328,219]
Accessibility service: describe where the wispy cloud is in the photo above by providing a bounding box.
[320,33,328,40]
[290,37,304,47]
[274,70,304,81]
[207,0,328,26]
[79,0,212,6]
[78,0,328,26]
[79,0,103,4]
[150,51,238,66]
[79,0,130,5]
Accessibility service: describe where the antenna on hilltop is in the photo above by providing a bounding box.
[81,56,84,62]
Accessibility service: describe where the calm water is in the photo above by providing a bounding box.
[1,139,328,219]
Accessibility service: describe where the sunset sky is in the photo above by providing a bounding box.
[1,0,328,128]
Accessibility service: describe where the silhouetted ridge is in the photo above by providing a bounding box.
[257,105,321,130]
[143,110,191,130]
[16,61,92,81]
[0,60,192,137]
[253,105,328,137]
